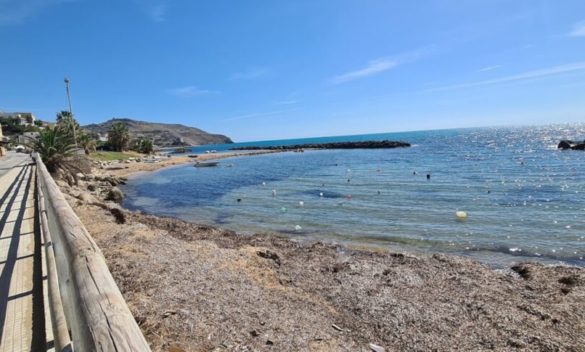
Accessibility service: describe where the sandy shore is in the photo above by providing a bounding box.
[57,153,584,352]
[101,149,286,178]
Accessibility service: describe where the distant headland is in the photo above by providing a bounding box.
[83,118,233,147]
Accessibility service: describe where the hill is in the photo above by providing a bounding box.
[83,118,233,147]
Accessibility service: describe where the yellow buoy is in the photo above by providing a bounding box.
[455,211,468,220]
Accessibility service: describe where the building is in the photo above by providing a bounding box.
[0,112,37,126]
[17,131,40,145]
[97,133,109,142]
[0,124,8,156]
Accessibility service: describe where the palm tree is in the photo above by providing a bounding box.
[55,110,73,123]
[78,133,97,154]
[55,111,80,145]
[135,138,154,154]
[108,121,130,152]
[30,126,76,172]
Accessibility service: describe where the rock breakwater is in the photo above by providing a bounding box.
[230,140,410,151]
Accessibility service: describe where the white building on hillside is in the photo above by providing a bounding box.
[97,133,108,142]
[0,112,37,126]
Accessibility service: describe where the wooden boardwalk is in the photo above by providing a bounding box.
[0,155,51,351]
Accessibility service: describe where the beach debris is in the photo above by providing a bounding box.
[294,225,302,231]
[237,198,242,202]
[331,324,344,332]
[377,190,381,195]
[346,195,352,200]
[281,207,287,213]
[162,310,177,318]
[369,343,386,352]
[167,344,186,352]
[511,263,532,279]
[110,207,126,224]
[299,201,304,207]
[427,173,431,180]
[272,189,277,197]
[455,211,467,220]
[105,187,124,203]
[256,250,281,266]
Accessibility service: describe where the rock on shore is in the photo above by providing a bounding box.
[230,140,411,151]
[558,139,585,150]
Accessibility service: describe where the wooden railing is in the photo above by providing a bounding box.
[34,154,151,352]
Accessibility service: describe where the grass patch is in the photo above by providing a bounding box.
[90,151,142,161]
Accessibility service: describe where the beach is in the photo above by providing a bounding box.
[55,150,585,351]
[100,150,285,179]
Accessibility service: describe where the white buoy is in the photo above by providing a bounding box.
[299,201,304,207]
[455,211,467,220]
[295,225,302,231]
[281,207,287,213]
[319,192,324,197]
[262,182,266,186]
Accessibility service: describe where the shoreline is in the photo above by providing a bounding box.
[100,149,287,179]
[55,153,585,351]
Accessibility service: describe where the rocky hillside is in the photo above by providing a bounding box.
[83,118,232,147]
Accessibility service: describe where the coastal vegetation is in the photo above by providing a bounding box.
[31,114,152,173]
[132,137,154,154]
[31,126,77,172]
[108,121,131,152]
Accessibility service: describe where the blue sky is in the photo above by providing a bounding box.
[1,0,584,141]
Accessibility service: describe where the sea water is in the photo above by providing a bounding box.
[122,125,585,267]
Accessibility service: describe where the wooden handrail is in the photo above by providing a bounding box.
[34,154,151,352]
[36,167,73,352]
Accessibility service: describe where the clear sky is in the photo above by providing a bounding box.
[1,0,584,141]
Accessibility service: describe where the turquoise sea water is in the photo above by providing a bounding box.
[122,125,585,267]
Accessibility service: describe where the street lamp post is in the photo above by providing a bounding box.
[64,77,77,146]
